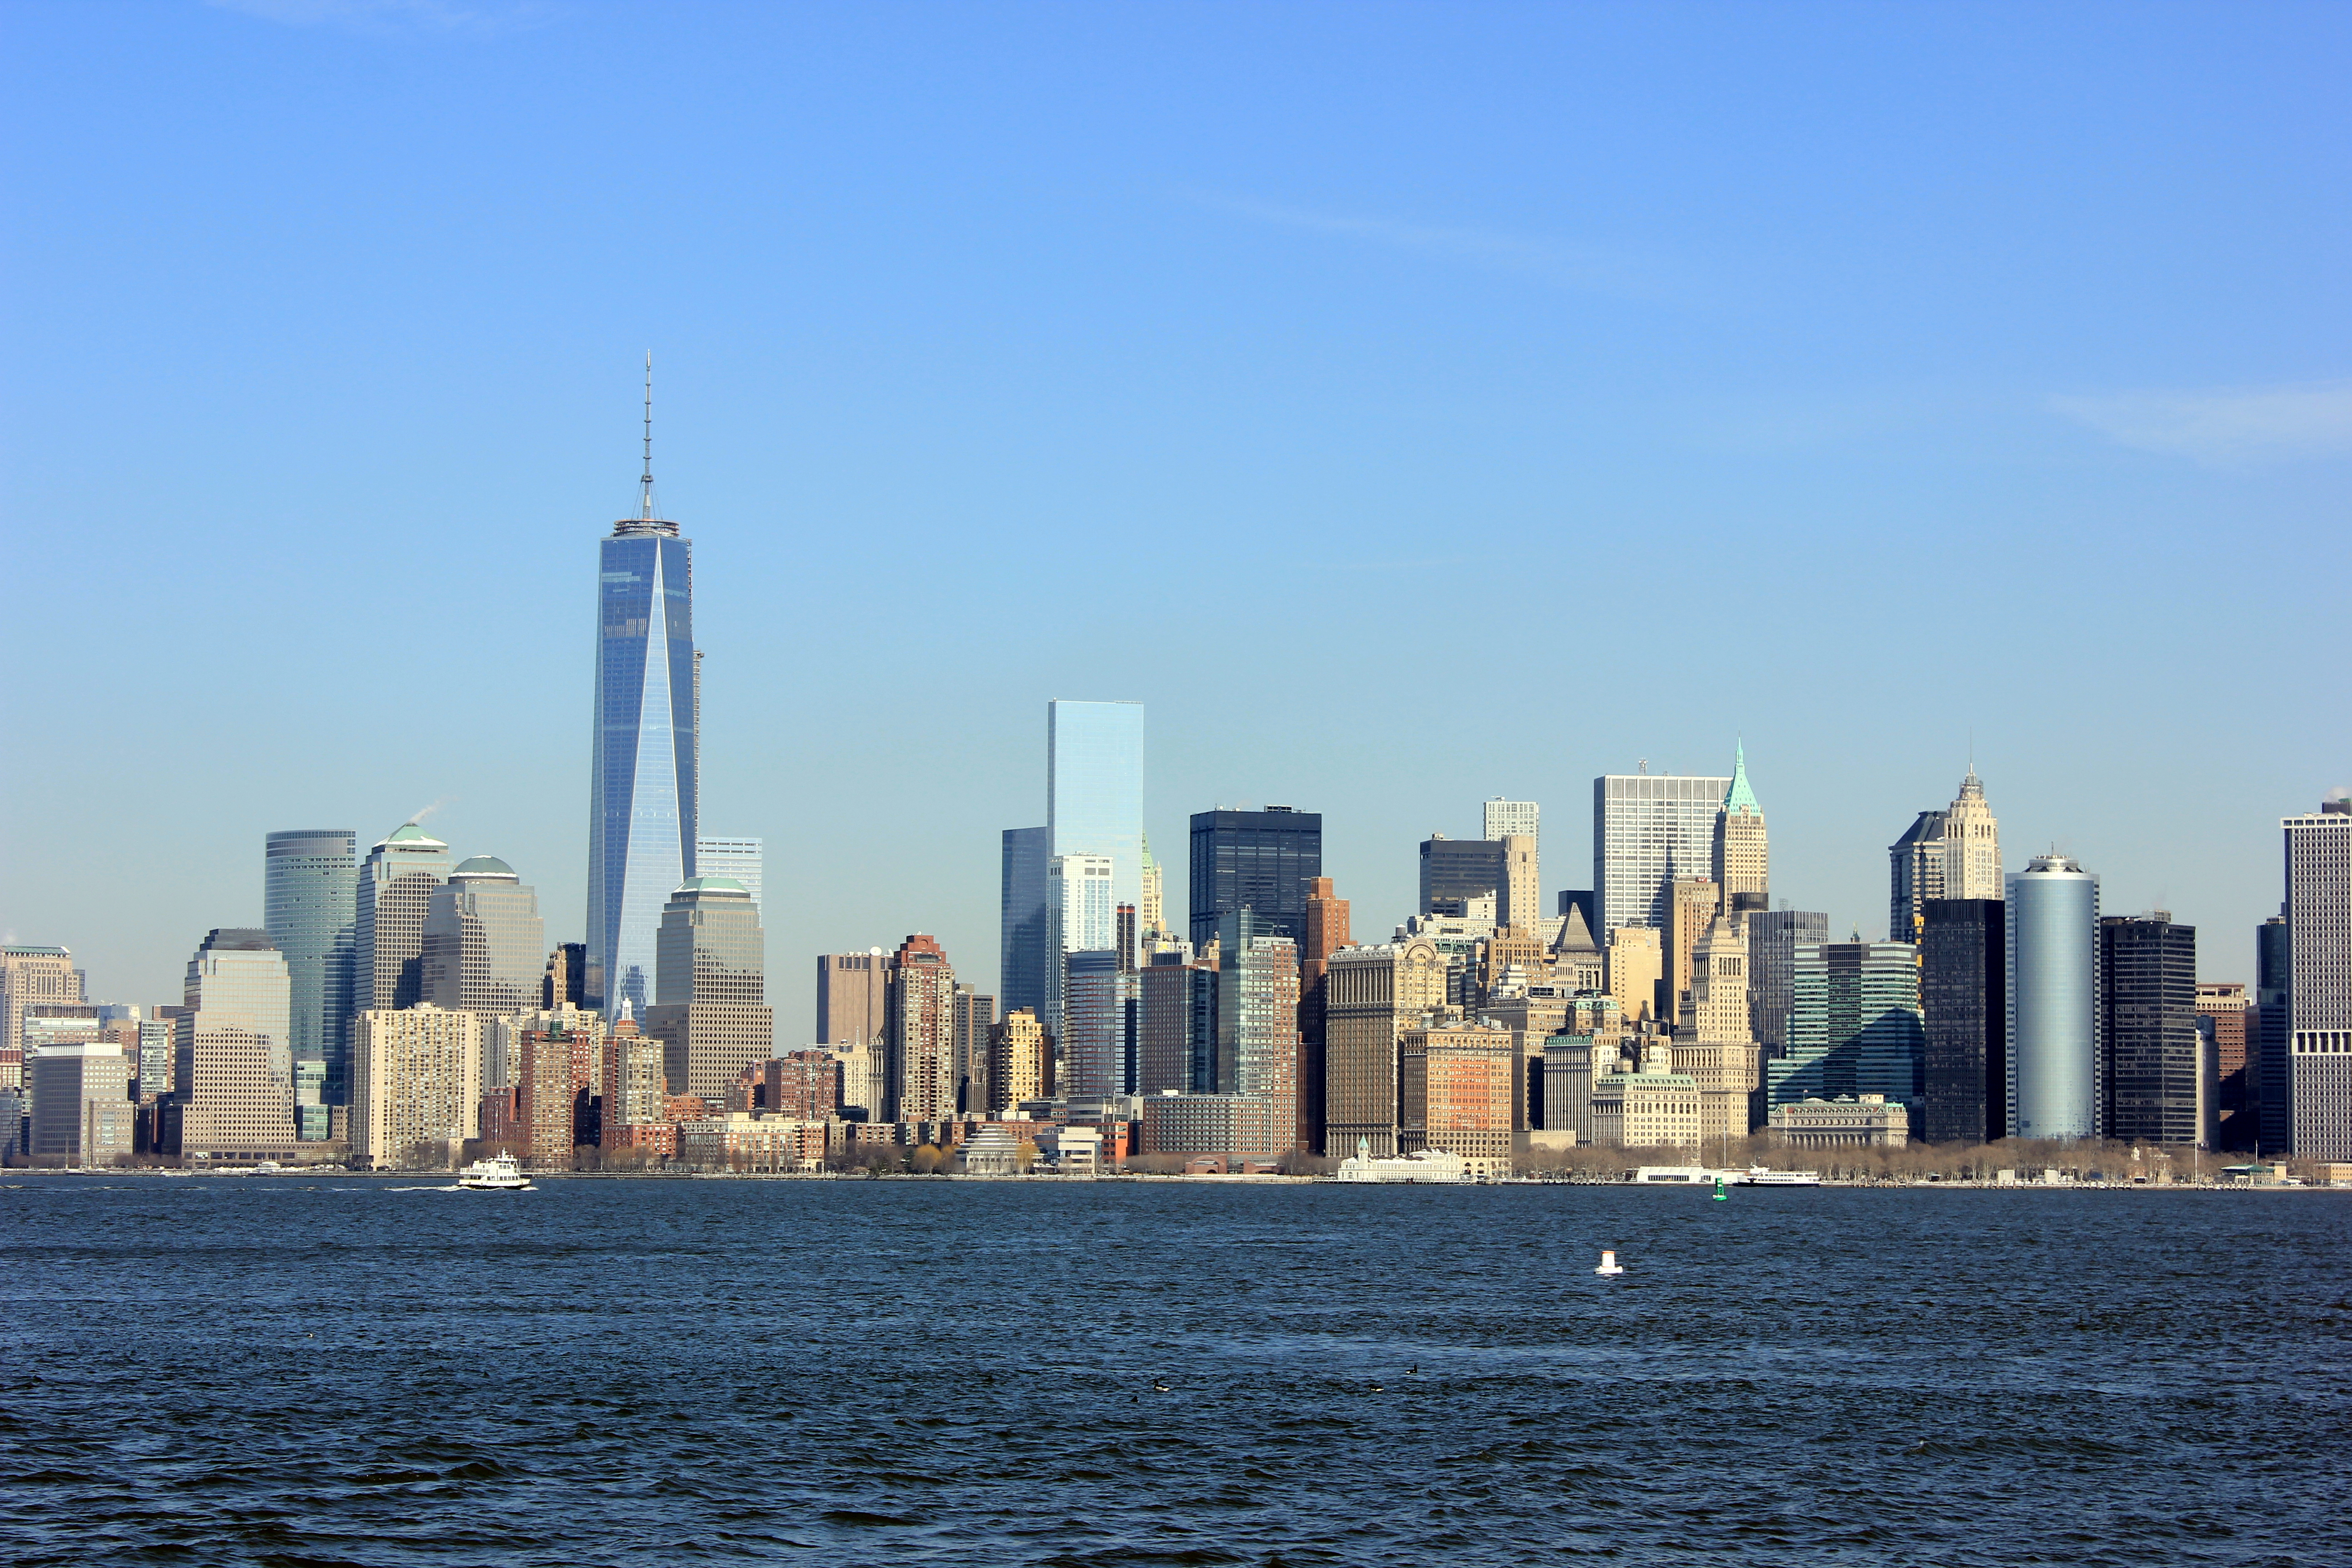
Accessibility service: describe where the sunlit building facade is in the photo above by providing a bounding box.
[263,829,357,1117]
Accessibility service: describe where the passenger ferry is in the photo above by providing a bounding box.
[456,1154,532,1191]
[1735,1165,1823,1187]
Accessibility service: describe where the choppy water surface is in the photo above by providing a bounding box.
[5,1176,2347,1566]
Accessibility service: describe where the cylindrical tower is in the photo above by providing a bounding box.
[2008,853,2099,1139]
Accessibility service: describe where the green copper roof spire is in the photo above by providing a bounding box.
[1723,740,1760,814]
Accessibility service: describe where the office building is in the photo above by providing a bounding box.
[173,929,297,1161]
[3,945,82,1092]
[2285,799,2352,1158]
[1399,1018,1514,1176]
[27,1041,132,1165]
[355,823,452,1016]
[1298,877,1351,1154]
[694,837,763,913]
[1137,951,1213,1097]
[1607,926,1663,1025]
[2256,912,2291,1153]
[831,1039,885,1122]
[1594,766,1734,937]
[1889,811,1947,944]
[1138,1091,1288,1162]
[988,1009,1047,1113]
[1746,909,1829,1055]
[1589,1038,1702,1151]
[2007,853,2101,1141]
[421,857,547,1018]
[590,395,699,1020]
[1674,911,1761,1147]
[1061,951,1127,1100]
[263,829,357,1110]
[1710,745,1769,921]
[1484,798,1539,854]
[999,826,1052,1024]
[952,987,995,1115]
[1772,941,1925,1111]
[1048,698,1145,921]
[1322,938,1446,1156]
[1921,899,2005,1145]
[1496,835,1539,935]
[1664,877,1719,1025]
[1139,833,1166,936]
[543,942,590,1009]
[1190,806,1323,949]
[884,934,957,1124]
[351,1003,482,1169]
[1891,770,2003,942]
[1550,903,1604,993]
[1419,833,1507,918]
[2101,914,2200,1147]
[2196,982,2254,1148]
[643,878,773,1106]
[1048,853,1114,1046]
[816,950,889,1045]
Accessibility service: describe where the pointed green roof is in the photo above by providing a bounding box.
[1723,741,1760,814]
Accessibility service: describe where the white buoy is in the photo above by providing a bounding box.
[1595,1249,1625,1276]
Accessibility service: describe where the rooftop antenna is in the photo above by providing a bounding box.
[638,351,656,522]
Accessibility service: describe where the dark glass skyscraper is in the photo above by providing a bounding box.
[1921,898,2005,1145]
[2255,911,2290,1153]
[589,370,697,1019]
[1190,807,1322,950]
[263,830,356,1120]
[2099,913,2200,1146]
[1417,833,1506,916]
[999,826,1050,1023]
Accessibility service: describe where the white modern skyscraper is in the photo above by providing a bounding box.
[1048,700,1144,922]
[1593,767,1732,936]
[2007,853,2100,1140]
[1047,853,1115,1047]
[695,837,763,913]
[2285,798,2352,1158]
[1484,799,1539,854]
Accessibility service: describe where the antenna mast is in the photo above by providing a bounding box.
[638,351,656,521]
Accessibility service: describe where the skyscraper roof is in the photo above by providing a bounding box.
[1723,741,1761,815]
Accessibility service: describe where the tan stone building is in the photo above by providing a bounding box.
[988,1008,1046,1113]
[1665,877,1720,1026]
[1323,938,1446,1156]
[644,878,774,1105]
[174,930,299,1161]
[1497,834,1541,936]
[352,1003,482,1169]
[1769,1093,1910,1148]
[1711,743,1769,925]
[1607,926,1662,1024]
[600,1014,665,1144]
[1589,1038,1702,1151]
[1399,1017,1515,1177]
[2,945,82,1091]
[885,933,957,1123]
[1674,911,1763,1152]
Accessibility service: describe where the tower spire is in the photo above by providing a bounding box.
[638,352,656,522]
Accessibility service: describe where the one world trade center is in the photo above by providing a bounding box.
[589,361,696,1017]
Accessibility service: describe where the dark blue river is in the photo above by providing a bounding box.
[4,1175,2346,1566]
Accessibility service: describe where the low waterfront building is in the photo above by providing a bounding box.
[1138,1090,1288,1161]
[1334,1138,1470,1182]
[676,1112,823,1171]
[954,1122,1024,1175]
[1768,1093,1911,1148]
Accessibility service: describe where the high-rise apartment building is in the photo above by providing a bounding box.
[1711,746,1769,921]
[816,950,889,1045]
[600,1014,666,1144]
[2284,799,2352,1158]
[1593,767,1732,936]
[355,823,451,1020]
[1061,950,1127,1099]
[1920,898,2005,1145]
[1215,915,1300,1148]
[1322,938,1446,1157]
[952,987,995,1115]
[1399,1019,1514,1174]
[27,1041,132,1166]
[1419,834,1507,918]
[1745,909,1829,1055]
[1298,877,1351,1155]
[589,389,698,1020]
[2098,913,2200,1147]
[999,826,1051,1024]
[1137,952,1214,1097]
[1048,853,1114,1048]
[1,945,80,1092]
[172,929,296,1161]
[1771,941,1925,1111]
[1190,806,1323,950]
[422,857,547,1019]
[543,942,591,1010]
[2007,854,2100,1141]
[516,1019,593,1167]
[2195,982,2254,1148]
[643,878,773,1105]
[1048,698,1145,920]
[694,837,763,913]
[351,1003,482,1169]
[884,934,956,1124]
[263,830,357,1111]
[988,1009,1046,1113]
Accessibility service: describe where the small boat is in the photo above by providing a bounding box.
[1735,1165,1823,1187]
[456,1154,533,1191]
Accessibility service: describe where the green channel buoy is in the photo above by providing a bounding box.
[1711,1175,1728,1201]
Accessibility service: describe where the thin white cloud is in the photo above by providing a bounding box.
[2051,382,2352,464]
[208,0,549,35]
[1192,192,1679,303]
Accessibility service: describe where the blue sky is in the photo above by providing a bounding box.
[4,0,2347,1034]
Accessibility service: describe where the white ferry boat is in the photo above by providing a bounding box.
[1735,1165,1823,1187]
[456,1154,533,1191]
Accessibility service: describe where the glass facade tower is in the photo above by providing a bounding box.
[1047,700,1144,925]
[263,829,356,1116]
[1191,807,1322,951]
[1000,826,1051,1022]
[1594,770,1732,936]
[590,510,697,1019]
[2007,854,2100,1141]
